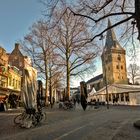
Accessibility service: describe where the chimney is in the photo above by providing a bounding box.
[15,43,20,50]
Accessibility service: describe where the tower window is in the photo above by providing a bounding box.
[117,54,121,61]
[121,65,123,69]
[116,65,119,69]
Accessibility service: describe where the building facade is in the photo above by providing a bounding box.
[101,20,128,85]
[8,43,32,76]
[89,84,140,105]
[87,20,128,93]
[7,65,21,94]
[0,64,21,109]
[86,74,103,92]
[87,20,140,105]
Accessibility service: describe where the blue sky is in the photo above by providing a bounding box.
[0,0,139,87]
[0,0,43,53]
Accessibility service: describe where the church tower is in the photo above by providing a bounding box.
[101,20,128,85]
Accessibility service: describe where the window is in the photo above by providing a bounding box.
[125,93,129,102]
[13,79,15,86]
[9,77,12,86]
[116,65,119,69]
[117,54,121,61]
[121,65,123,69]
[121,94,124,101]
[0,76,7,87]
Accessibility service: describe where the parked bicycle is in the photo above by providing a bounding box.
[59,101,75,110]
[14,108,46,128]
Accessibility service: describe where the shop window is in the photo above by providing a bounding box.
[116,94,119,99]
[121,94,124,101]
[125,93,129,102]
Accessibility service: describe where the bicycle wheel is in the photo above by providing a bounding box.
[32,115,38,126]
[40,112,46,123]
[14,114,22,124]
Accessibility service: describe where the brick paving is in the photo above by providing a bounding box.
[0,104,140,140]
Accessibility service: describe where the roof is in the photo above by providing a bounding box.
[86,74,103,84]
[10,43,24,57]
[104,19,125,53]
[95,84,140,95]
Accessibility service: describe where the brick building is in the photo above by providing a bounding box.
[0,46,22,110]
[8,43,32,75]
[101,20,128,85]
[87,20,128,93]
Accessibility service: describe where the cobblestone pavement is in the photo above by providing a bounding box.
[0,104,140,140]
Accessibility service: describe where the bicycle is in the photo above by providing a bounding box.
[14,108,46,128]
[14,110,28,125]
[33,107,46,126]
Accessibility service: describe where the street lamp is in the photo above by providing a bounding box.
[101,36,109,109]
[104,62,109,109]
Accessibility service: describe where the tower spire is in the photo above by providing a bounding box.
[105,19,117,48]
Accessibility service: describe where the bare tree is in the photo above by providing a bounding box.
[51,9,99,100]
[22,20,63,105]
[68,0,140,41]
[40,0,139,40]
[47,51,64,107]
[128,63,140,84]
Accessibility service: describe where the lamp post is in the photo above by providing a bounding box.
[101,36,109,109]
[104,62,109,109]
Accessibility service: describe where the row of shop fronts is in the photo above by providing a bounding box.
[0,43,32,111]
[0,65,21,111]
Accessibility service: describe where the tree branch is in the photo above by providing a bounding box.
[90,15,133,42]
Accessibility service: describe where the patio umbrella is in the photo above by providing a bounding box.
[80,81,88,111]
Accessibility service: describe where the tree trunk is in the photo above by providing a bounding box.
[49,68,53,108]
[66,50,70,100]
[45,58,49,105]
[67,69,70,100]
